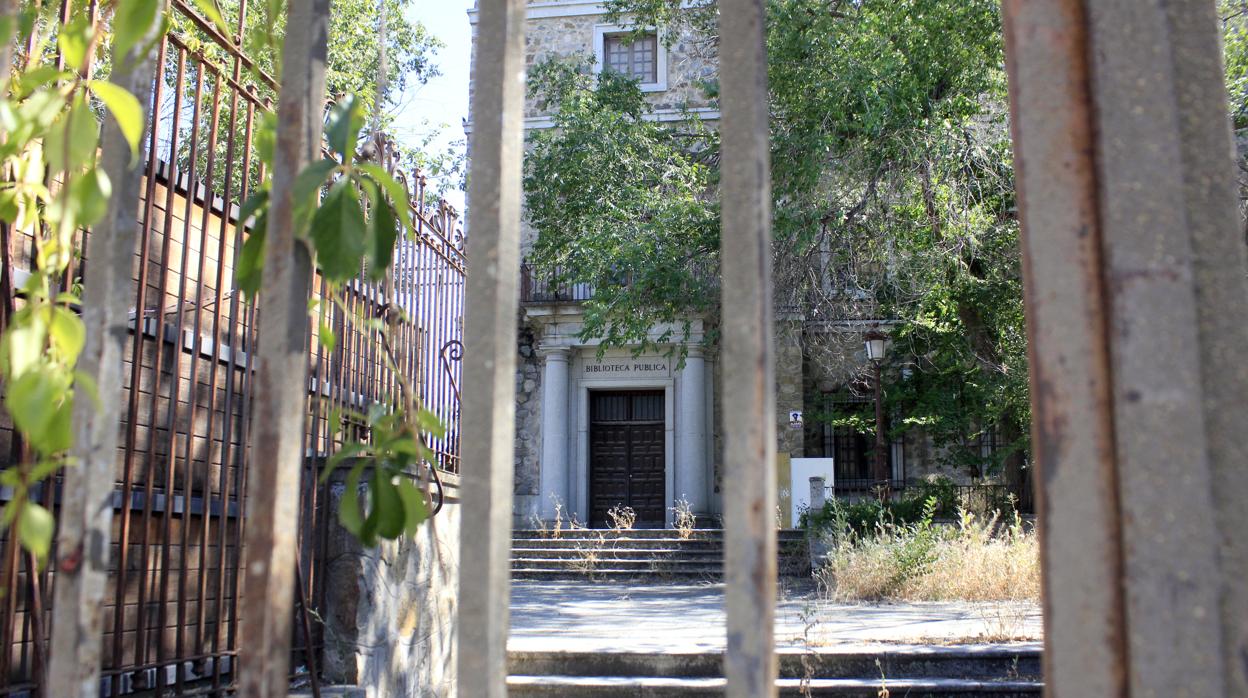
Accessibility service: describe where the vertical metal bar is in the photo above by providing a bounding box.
[1000,5,1127,694]
[152,45,188,693]
[1148,4,1248,692]
[1005,0,1248,694]
[456,0,526,694]
[238,0,330,693]
[718,0,777,695]
[46,9,163,695]
[1082,1,1240,693]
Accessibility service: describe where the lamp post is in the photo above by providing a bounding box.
[864,329,889,501]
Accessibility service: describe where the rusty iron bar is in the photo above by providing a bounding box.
[1004,0,1248,695]
[237,0,330,694]
[456,0,527,694]
[718,0,778,695]
[44,5,164,694]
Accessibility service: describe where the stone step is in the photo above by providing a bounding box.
[512,537,727,551]
[512,568,721,581]
[507,675,1043,696]
[512,547,726,559]
[511,558,726,572]
[508,648,1041,681]
[512,528,808,541]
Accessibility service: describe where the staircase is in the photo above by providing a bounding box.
[510,528,810,581]
[507,646,1043,696]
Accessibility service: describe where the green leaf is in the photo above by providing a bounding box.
[338,462,365,538]
[310,180,366,282]
[324,95,365,161]
[6,367,72,455]
[357,164,414,240]
[319,322,336,353]
[254,111,277,167]
[236,212,267,299]
[370,469,406,540]
[0,312,48,378]
[396,478,429,536]
[192,0,232,37]
[14,66,70,97]
[17,503,55,561]
[0,189,18,224]
[57,15,94,69]
[44,95,99,175]
[320,441,367,484]
[89,79,145,163]
[363,179,398,280]
[67,168,112,228]
[49,306,85,364]
[237,189,268,226]
[112,0,161,65]
[415,408,446,439]
[291,157,338,232]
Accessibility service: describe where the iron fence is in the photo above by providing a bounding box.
[0,1,465,694]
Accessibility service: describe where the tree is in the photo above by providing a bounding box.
[524,57,719,354]
[527,0,1028,486]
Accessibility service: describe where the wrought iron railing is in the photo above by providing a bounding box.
[0,1,465,693]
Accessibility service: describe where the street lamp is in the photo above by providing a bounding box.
[864,328,889,500]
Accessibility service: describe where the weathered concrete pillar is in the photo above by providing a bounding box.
[676,346,708,516]
[809,476,826,512]
[538,347,570,519]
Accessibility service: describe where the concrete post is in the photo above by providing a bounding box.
[809,476,826,512]
[676,346,708,515]
[538,347,570,520]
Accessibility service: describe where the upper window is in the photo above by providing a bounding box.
[603,33,658,84]
[593,25,667,92]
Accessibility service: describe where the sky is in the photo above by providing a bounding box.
[389,0,475,213]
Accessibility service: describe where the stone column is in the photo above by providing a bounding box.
[538,347,570,520]
[676,347,708,516]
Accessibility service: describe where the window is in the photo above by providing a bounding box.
[594,25,667,92]
[820,391,904,491]
[603,33,657,84]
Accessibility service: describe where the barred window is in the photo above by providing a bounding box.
[603,33,658,84]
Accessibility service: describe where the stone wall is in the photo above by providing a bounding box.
[321,476,461,698]
[775,318,805,457]
[513,323,543,524]
[522,10,717,118]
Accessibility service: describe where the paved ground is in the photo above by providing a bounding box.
[509,581,1042,653]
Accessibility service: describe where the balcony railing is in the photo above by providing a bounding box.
[519,263,595,303]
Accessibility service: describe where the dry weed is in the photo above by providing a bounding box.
[607,505,637,533]
[815,506,1039,603]
[671,498,696,539]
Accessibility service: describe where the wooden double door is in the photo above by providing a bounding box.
[589,390,666,528]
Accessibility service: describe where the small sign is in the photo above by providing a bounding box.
[788,410,803,430]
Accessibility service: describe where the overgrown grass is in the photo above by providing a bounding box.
[814,501,1040,603]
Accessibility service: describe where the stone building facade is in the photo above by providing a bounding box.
[467,0,1004,529]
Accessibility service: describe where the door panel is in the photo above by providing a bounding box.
[589,391,666,528]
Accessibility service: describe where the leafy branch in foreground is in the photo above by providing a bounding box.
[0,0,164,562]
[238,94,439,544]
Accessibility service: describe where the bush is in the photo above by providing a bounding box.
[813,506,1039,603]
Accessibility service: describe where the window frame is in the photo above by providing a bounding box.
[593,24,668,93]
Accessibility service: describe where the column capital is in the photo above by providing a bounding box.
[537,345,571,361]
[684,345,706,361]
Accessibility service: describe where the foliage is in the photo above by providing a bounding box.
[239,94,435,543]
[176,0,445,198]
[0,0,164,562]
[814,505,1038,603]
[530,0,1029,479]
[523,57,719,355]
[800,477,1015,535]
